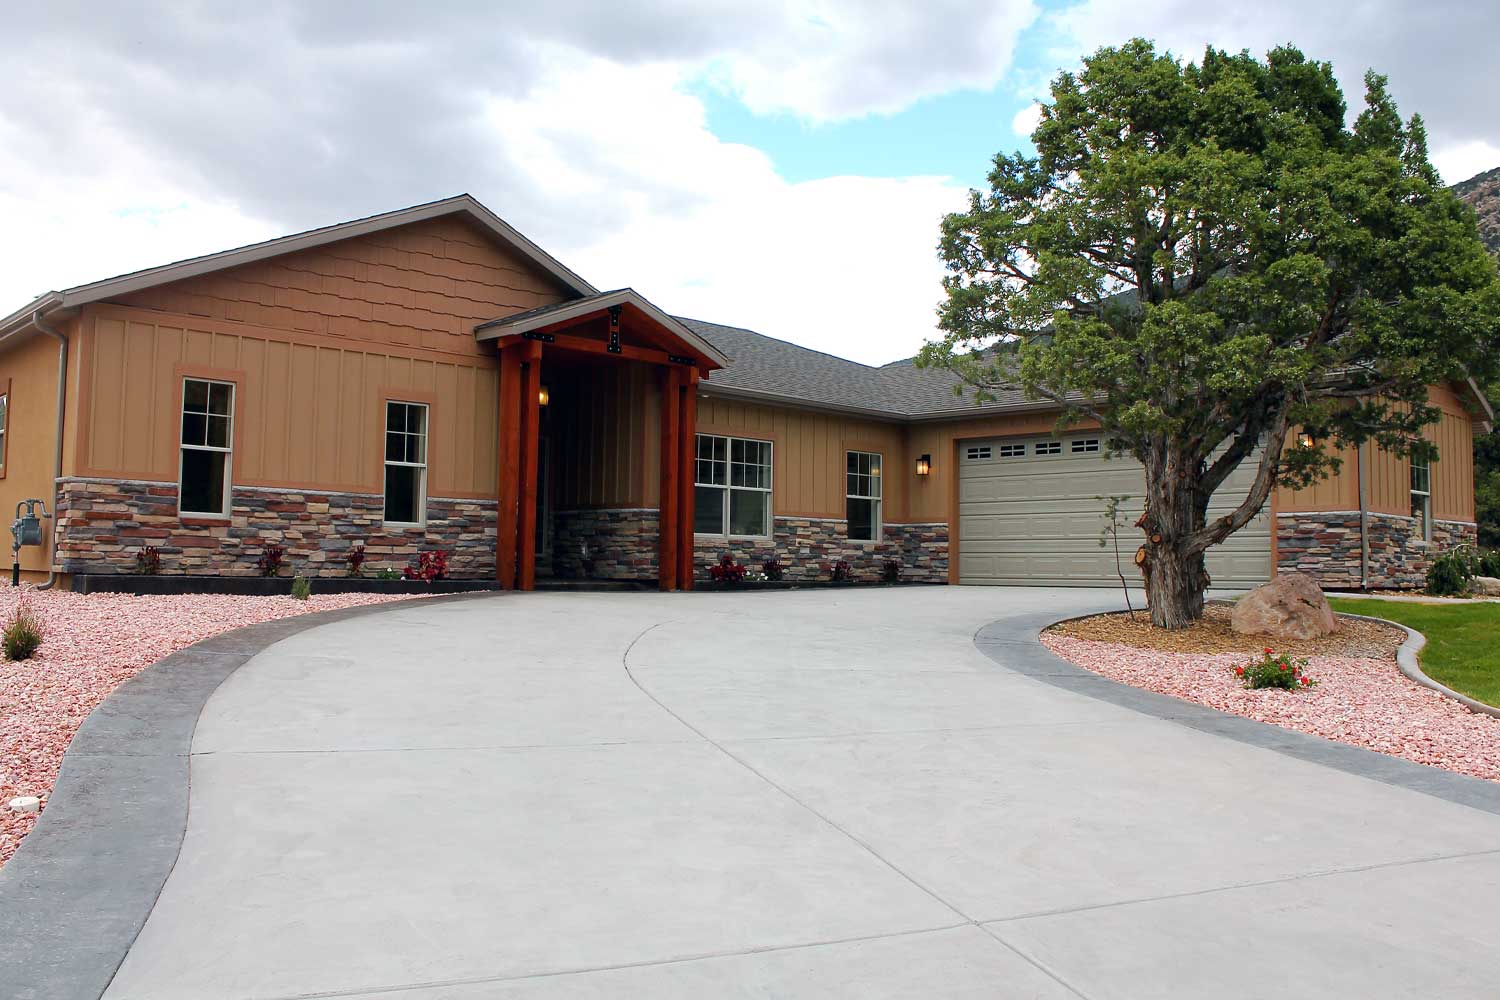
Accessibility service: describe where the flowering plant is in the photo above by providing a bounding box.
[346,544,367,578]
[135,546,162,576]
[708,554,746,584]
[403,550,450,582]
[880,558,902,583]
[256,543,286,578]
[1236,647,1316,690]
[829,560,854,583]
[762,557,784,581]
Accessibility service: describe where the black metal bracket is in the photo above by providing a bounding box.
[668,354,697,366]
[607,305,622,354]
[521,331,555,343]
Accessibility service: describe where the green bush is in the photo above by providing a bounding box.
[3,598,44,662]
[290,576,312,601]
[375,567,401,581]
[1478,549,1500,579]
[1427,547,1477,596]
[1236,648,1316,690]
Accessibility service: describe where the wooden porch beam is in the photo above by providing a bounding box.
[517,340,543,591]
[658,366,682,590]
[496,346,523,589]
[676,370,699,590]
[510,331,699,370]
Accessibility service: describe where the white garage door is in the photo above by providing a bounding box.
[957,433,1271,588]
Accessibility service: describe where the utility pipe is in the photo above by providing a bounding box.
[30,308,67,590]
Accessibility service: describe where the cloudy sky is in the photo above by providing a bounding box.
[4,1,1497,364]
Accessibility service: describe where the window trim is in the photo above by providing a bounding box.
[0,380,10,479]
[1410,454,1432,542]
[693,432,774,540]
[383,399,430,528]
[177,376,236,518]
[845,450,883,543]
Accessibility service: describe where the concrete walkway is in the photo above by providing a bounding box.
[102,588,1500,999]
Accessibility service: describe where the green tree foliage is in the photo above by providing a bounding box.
[919,40,1500,627]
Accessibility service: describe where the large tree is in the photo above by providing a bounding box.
[919,40,1500,628]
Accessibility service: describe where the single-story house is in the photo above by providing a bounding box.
[0,195,1490,590]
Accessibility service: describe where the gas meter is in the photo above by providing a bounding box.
[11,499,52,586]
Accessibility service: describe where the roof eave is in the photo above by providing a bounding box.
[477,288,730,369]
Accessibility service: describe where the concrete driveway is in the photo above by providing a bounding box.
[101,588,1500,999]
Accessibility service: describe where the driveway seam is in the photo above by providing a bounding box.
[621,620,1095,1000]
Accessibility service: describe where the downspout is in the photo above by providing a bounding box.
[1356,441,1370,590]
[31,309,67,590]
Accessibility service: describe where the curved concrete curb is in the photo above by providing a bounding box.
[0,592,502,1000]
[1337,611,1500,720]
[972,606,1500,819]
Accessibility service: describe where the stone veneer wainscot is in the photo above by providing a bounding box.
[54,478,496,578]
[694,516,949,583]
[1275,510,1478,589]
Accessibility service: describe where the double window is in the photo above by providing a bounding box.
[694,434,772,537]
[384,401,429,525]
[179,378,234,515]
[1411,455,1432,541]
[846,451,882,541]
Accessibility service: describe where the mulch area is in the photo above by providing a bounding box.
[1045,602,1405,659]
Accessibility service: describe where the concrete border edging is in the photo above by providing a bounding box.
[972,605,1500,819]
[1336,611,1500,720]
[0,591,502,1000]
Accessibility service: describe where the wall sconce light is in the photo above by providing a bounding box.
[915,454,931,476]
[1296,431,1314,449]
[538,385,550,407]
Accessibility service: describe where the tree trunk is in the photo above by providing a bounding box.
[1143,542,1209,629]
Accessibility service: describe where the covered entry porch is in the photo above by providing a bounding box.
[477,289,726,591]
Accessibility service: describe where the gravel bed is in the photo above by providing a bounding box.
[1040,631,1500,782]
[1047,603,1406,658]
[0,588,420,868]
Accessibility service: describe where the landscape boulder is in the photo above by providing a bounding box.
[1230,572,1339,639]
[1473,576,1500,598]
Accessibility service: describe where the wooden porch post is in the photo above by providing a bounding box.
[496,345,522,589]
[658,366,682,590]
[676,370,699,589]
[517,340,543,591]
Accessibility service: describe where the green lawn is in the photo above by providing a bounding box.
[1329,598,1500,708]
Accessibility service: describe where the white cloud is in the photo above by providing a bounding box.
[1011,103,1043,140]
[1431,141,1500,189]
[0,3,1003,362]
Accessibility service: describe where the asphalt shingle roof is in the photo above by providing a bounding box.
[680,317,1034,418]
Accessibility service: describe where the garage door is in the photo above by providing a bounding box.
[957,433,1271,588]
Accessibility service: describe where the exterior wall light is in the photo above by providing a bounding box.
[915,454,931,476]
[538,386,550,407]
[1296,431,1314,449]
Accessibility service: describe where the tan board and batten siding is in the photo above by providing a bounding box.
[72,216,577,498]
[957,432,1272,588]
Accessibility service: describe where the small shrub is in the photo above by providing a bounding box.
[1426,547,1476,596]
[375,566,402,581]
[880,558,902,583]
[709,554,746,584]
[134,546,161,576]
[290,576,312,601]
[3,596,44,662]
[256,543,286,578]
[829,560,853,583]
[1236,648,1316,691]
[346,544,367,578]
[762,557,784,582]
[403,550,450,583]
[1478,549,1500,579]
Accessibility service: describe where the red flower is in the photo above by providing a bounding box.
[1235,667,1245,676]
[1300,677,1310,686]
[1280,664,1289,671]
[1263,648,1273,655]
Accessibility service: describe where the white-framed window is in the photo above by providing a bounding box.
[384,400,429,525]
[966,445,992,460]
[179,378,234,516]
[0,391,8,474]
[1071,438,1101,454]
[846,451,882,541]
[1035,440,1062,456]
[1410,455,1432,541]
[998,443,1026,458]
[695,434,772,537]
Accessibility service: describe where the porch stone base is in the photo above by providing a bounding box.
[54,479,496,578]
[551,508,659,580]
[694,518,950,583]
[1275,512,1478,589]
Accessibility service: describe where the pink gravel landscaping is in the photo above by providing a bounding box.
[0,588,420,869]
[1041,634,1500,782]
